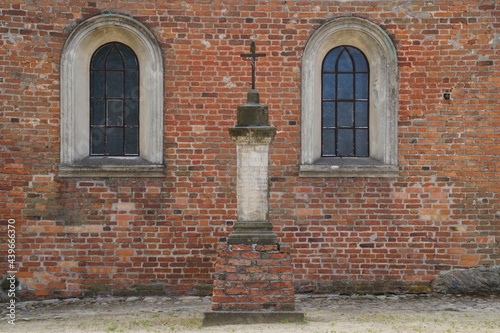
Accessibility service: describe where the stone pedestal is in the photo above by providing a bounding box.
[227,126,277,245]
[226,89,278,245]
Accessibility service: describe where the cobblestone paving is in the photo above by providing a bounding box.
[4,294,500,332]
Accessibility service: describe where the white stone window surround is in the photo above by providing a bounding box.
[300,17,398,178]
[59,14,164,177]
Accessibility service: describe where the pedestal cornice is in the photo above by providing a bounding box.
[228,126,276,145]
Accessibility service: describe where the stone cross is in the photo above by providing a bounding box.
[240,41,266,90]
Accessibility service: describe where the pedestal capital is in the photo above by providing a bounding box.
[228,126,276,145]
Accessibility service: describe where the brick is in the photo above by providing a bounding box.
[227,259,252,266]
[116,249,134,256]
[112,202,136,211]
[225,288,248,295]
[460,255,480,267]
[227,274,250,281]
[295,209,322,216]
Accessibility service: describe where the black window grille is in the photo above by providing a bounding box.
[321,46,369,157]
[90,42,139,156]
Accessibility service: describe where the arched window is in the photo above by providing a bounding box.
[90,42,140,156]
[322,46,369,157]
[60,14,164,177]
[300,17,398,177]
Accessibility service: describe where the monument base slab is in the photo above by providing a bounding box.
[228,221,278,245]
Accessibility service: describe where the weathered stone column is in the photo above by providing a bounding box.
[227,89,277,245]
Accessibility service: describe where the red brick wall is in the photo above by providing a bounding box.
[0,0,498,299]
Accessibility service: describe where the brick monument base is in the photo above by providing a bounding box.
[211,244,295,311]
[203,244,304,326]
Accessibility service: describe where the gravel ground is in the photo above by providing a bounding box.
[4,294,500,333]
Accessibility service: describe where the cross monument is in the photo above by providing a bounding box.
[204,41,303,325]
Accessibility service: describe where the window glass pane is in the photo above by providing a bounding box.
[323,47,342,72]
[337,102,353,127]
[106,128,123,155]
[117,44,138,70]
[91,71,105,98]
[337,50,353,72]
[355,102,368,127]
[322,102,335,128]
[125,71,139,98]
[338,129,354,156]
[91,127,105,155]
[107,100,123,126]
[355,73,369,99]
[106,47,124,70]
[91,99,105,126]
[322,74,336,100]
[125,100,139,126]
[350,47,368,72]
[322,129,336,156]
[106,71,124,98]
[125,127,139,155]
[356,129,369,156]
[91,44,112,70]
[337,74,353,99]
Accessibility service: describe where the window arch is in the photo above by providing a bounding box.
[60,14,164,177]
[300,17,398,177]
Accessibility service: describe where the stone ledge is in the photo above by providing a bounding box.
[299,162,398,178]
[202,311,305,327]
[59,165,165,178]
